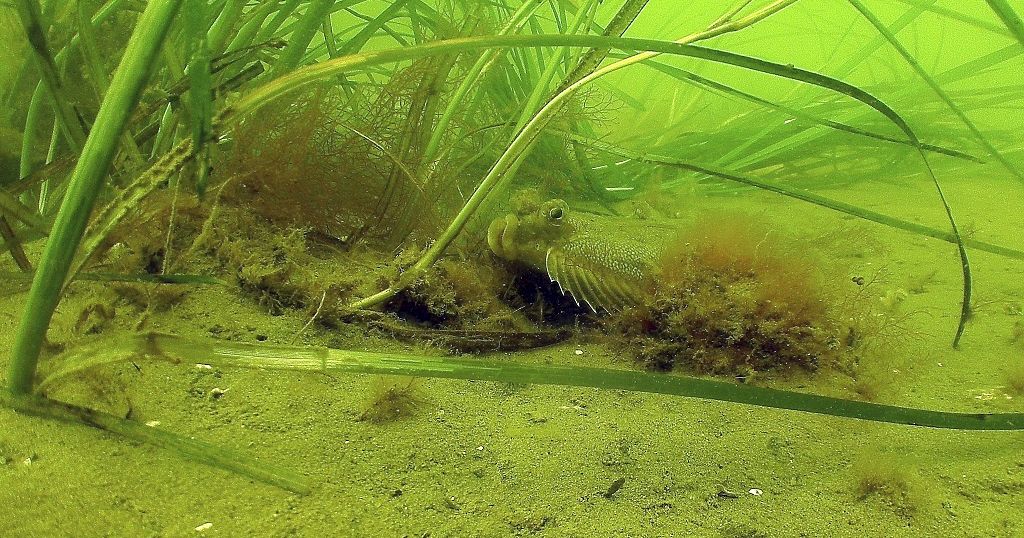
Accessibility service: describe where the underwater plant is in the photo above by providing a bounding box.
[629,211,842,374]
[1005,363,1024,397]
[852,452,925,519]
[2,1,1024,514]
[357,376,427,423]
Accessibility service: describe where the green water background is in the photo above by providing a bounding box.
[1,1,1023,536]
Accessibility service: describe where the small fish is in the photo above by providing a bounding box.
[487,199,661,312]
[604,477,626,498]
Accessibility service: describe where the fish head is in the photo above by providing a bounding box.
[487,198,576,266]
[487,198,655,312]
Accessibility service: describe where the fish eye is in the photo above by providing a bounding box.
[548,206,563,220]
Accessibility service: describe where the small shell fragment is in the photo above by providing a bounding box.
[748,488,763,496]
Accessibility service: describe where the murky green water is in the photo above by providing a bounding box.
[1,1,1023,536]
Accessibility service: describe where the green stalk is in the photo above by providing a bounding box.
[849,0,1023,184]
[18,83,46,181]
[184,0,213,194]
[511,0,597,134]
[985,0,1024,46]
[46,333,1024,431]
[270,0,336,76]
[149,102,177,159]
[321,15,339,58]
[7,0,182,396]
[2,390,309,493]
[207,0,247,53]
[558,131,1024,261]
[75,0,144,166]
[419,0,542,169]
[14,0,87,151]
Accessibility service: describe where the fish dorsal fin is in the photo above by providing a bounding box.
[544,244,647,312]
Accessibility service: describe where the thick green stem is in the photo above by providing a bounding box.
[7,0,182,395]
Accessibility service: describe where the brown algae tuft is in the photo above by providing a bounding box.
[358,376,428,423]
[851,452,926,518]
[1005,362,1024,397]
[614,211,882,377]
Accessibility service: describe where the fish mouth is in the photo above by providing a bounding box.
[487,213,520,261]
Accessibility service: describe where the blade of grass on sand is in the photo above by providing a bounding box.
[43,333,1024,431]
[7,0,183,396]
[0,390,309,494]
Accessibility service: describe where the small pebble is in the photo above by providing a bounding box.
[145,420,161,427]
[195,522,213,532]
[749,488,763,496]
[574,349,584,355]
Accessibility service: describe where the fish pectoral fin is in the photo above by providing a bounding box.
[545,248,633,311]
